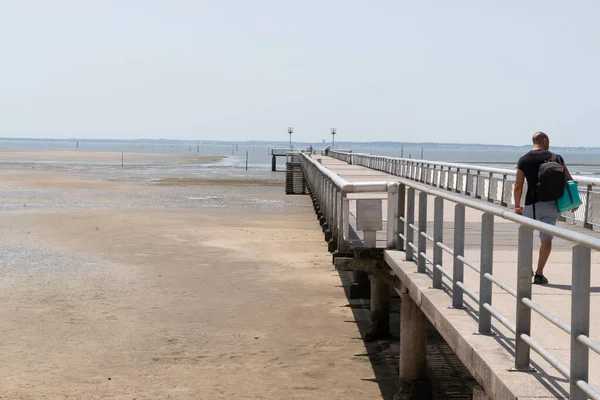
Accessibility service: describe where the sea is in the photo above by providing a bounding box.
[0,139,598,177]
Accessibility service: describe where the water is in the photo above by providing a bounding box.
[336,145,600,176]
[0,139,598,176]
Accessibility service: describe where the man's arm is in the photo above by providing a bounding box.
[514,168,525,214]
[564,164,574,181]
[558,155,574,180]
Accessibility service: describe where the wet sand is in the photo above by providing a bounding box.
[0,152,382,399]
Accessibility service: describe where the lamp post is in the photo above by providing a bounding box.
[331,128,337,149]
[287,127,294,149]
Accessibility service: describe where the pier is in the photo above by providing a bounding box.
[289,151,600,399]
[270,148,292,171]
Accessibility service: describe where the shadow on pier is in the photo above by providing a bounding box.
[336,270,480,400]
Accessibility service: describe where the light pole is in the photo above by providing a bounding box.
[287,127,294,149]
[331,128,337,149]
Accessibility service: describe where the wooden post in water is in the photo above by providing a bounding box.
[245,151,248,171]
[121,151,124,168]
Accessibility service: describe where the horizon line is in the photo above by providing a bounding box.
[0,137,598,150]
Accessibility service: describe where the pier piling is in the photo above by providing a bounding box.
[396,286,431,400]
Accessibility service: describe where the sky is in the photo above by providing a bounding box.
[1,1,600,146]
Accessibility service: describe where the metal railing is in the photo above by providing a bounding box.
[271,148,299,156]
[300,152,600,400]
[324,149,353,161]
[396,177,600,399]
[299,153,398,252]
[328,150,600,231]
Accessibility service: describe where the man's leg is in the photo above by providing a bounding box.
[533,201,558,284]
[536,237,552,276]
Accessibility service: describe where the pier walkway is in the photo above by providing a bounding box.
[295,152,600,400]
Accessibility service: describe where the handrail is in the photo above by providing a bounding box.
[329,150,600,186]
[328,150,600,230]
[308,156,390,193]
[299,151,600,399]
[399,178,600,250]
[396,176,600,400]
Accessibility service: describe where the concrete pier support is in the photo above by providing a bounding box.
[366,273,391,341]
[363,229,391,340]
[395,287,431,400]
[350,271,370,299]
[472,385,491,400]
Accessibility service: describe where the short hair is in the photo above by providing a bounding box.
[532,131,549,144]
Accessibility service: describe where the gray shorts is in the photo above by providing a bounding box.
[523,201,559,239]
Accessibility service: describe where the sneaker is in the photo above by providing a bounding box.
[533,274,548,285]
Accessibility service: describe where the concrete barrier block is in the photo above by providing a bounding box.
[356,199,383,231]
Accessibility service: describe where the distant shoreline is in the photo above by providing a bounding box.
[459,161,600,166]
[1,137,599,151]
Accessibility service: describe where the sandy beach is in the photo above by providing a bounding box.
[0,151,383,399]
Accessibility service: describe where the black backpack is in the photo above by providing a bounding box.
[536,154,566,202]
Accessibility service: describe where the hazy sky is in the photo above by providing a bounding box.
[2,1,599,146]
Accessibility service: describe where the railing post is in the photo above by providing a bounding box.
[343,193,350,242]
[326,180,330,214]
[515,225,534,371]
[487,172,494,203]
[583,184,592,229]
[387,183,400,249]
[418,191,427,273]
[398,184,406,250]
[406,188,416,261]
[324,180,330,222]
[455,169,461,193]
[335,191,344,251]
[500,174,508,207]
[330,184,335,230]
[478,213,494,334]
[570,245,591,400]
[452,204,465,308]
[465,169,471,196]
[432,197,444,289]
[331,188,339,247]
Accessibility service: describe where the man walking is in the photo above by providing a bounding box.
[514,132,574,284]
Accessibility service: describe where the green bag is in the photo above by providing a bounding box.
[557,180,582,213]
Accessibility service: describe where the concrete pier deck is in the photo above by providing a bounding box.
[316,155,600,399]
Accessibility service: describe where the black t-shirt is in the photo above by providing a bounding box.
[517,149,564,205]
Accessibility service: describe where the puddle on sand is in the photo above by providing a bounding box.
[186,196,221,201]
